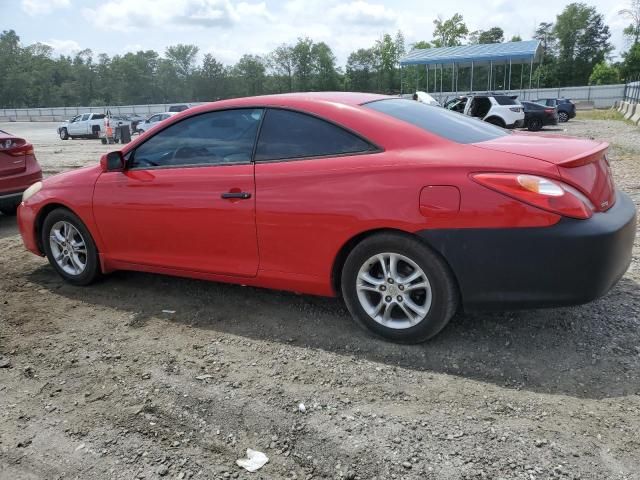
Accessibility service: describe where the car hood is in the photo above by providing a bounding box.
[43,164,101,188]
[473,132,607,166]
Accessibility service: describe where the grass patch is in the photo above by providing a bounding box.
[576,109,636,124]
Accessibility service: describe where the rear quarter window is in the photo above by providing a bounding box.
[364,99,508,144]
[255,109,375,161]
[494,96,518,106]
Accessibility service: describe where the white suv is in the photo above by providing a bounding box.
[444,93,525,129]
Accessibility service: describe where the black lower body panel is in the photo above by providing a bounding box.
[417,191,637,310]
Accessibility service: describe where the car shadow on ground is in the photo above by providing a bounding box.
[27,265,640,400]
[0,213,18,240]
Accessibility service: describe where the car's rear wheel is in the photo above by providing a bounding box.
[341,233,458,343]
[527,117,543,131]
[59,128,69,140]
[558,111,569,123]
[42,208,101,285]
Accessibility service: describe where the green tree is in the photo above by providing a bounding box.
[553,3,612,86]
[619,0,640,45]
[269,44,295,92]
[345,48,377,92]
[311,42,339,90]
[588,61,620,84]
[621,42,640,79]
[292,37,314,91]
[432,14,468,47]
[470,27,504,44]
[233,54,266,96]
[195,53,226,101]
[510,35,522,42]
[165,44,199,78]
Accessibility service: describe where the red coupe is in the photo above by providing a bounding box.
[17,93,636,343]
[0,129,42,216]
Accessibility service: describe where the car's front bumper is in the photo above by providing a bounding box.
[417,190,637,310]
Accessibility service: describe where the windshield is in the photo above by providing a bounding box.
[364,99,508,144]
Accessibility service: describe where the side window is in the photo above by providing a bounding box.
[255,109,374,162]
[130,108,263,169]
[148,115,160,123]
[81,114,90,121]
[546,99,554,107]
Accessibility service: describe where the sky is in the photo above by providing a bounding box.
[0,0,633,66]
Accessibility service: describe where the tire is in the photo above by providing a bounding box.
[485,117,505,128]
[341,232,459,343]
[42,208,101,286]
[59,128,69,140]
[527,117,543,131]
[558,111,569,123]
[0,204,18,216]
[92,126,101,139]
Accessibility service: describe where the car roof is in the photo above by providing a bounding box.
[188,92,391,113]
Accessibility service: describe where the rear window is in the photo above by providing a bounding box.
[522,102,544,110]
[93,114,106,120]
[364,99,508,144]
[494,96,518,105]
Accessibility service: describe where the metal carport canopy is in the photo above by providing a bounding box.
[399,40,542,66]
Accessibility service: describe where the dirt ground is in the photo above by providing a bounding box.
[1,116,639,480]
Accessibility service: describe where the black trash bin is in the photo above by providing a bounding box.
[116,124,132,144]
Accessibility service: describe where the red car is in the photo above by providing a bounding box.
[0,130,42,216]
[17,93,637,343]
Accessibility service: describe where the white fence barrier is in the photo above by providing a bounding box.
[0,84,627,122]
[427,84,624,109]
[0,103,205,122]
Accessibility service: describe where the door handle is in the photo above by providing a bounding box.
[221,191,252,200]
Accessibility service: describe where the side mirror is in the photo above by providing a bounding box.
[100,151,125,172]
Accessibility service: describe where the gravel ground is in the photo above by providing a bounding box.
[1,116,639,480]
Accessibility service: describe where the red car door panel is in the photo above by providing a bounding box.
[93,165,258,276]
[92,108,264,277]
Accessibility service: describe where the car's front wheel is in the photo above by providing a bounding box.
[558,111,569,123]
[59,128,69,140]
[341,233,458,343]
[42,208,101,285]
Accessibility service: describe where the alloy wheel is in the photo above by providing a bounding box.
[49,221,88,276]
[356,252,432,330]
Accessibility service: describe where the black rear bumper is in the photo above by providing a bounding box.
[417,191,637,310]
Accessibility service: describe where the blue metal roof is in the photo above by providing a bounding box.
[400,40,541,66]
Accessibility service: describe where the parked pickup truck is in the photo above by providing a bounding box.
[57,113,131,140]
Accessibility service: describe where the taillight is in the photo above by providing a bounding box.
[0,138,33,156]
[471,173,595,219]
[509,107,522,112]
[544,108,555,115]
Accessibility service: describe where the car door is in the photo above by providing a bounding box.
[144,114,160,131]
[75,113,91,135]
[67,115,83,135]
[93,108,264,276]
[253,108,379,280]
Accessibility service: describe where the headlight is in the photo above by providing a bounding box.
[22,181,43,202]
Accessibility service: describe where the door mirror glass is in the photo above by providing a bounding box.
[100,151,125,172]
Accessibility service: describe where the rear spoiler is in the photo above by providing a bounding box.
[560,142,608,168]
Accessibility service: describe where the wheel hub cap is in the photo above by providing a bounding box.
[356,252,432,330]
[49,221,88,276]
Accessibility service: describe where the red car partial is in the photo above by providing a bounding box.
[17,93,637,343]
[0,129,42,216]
